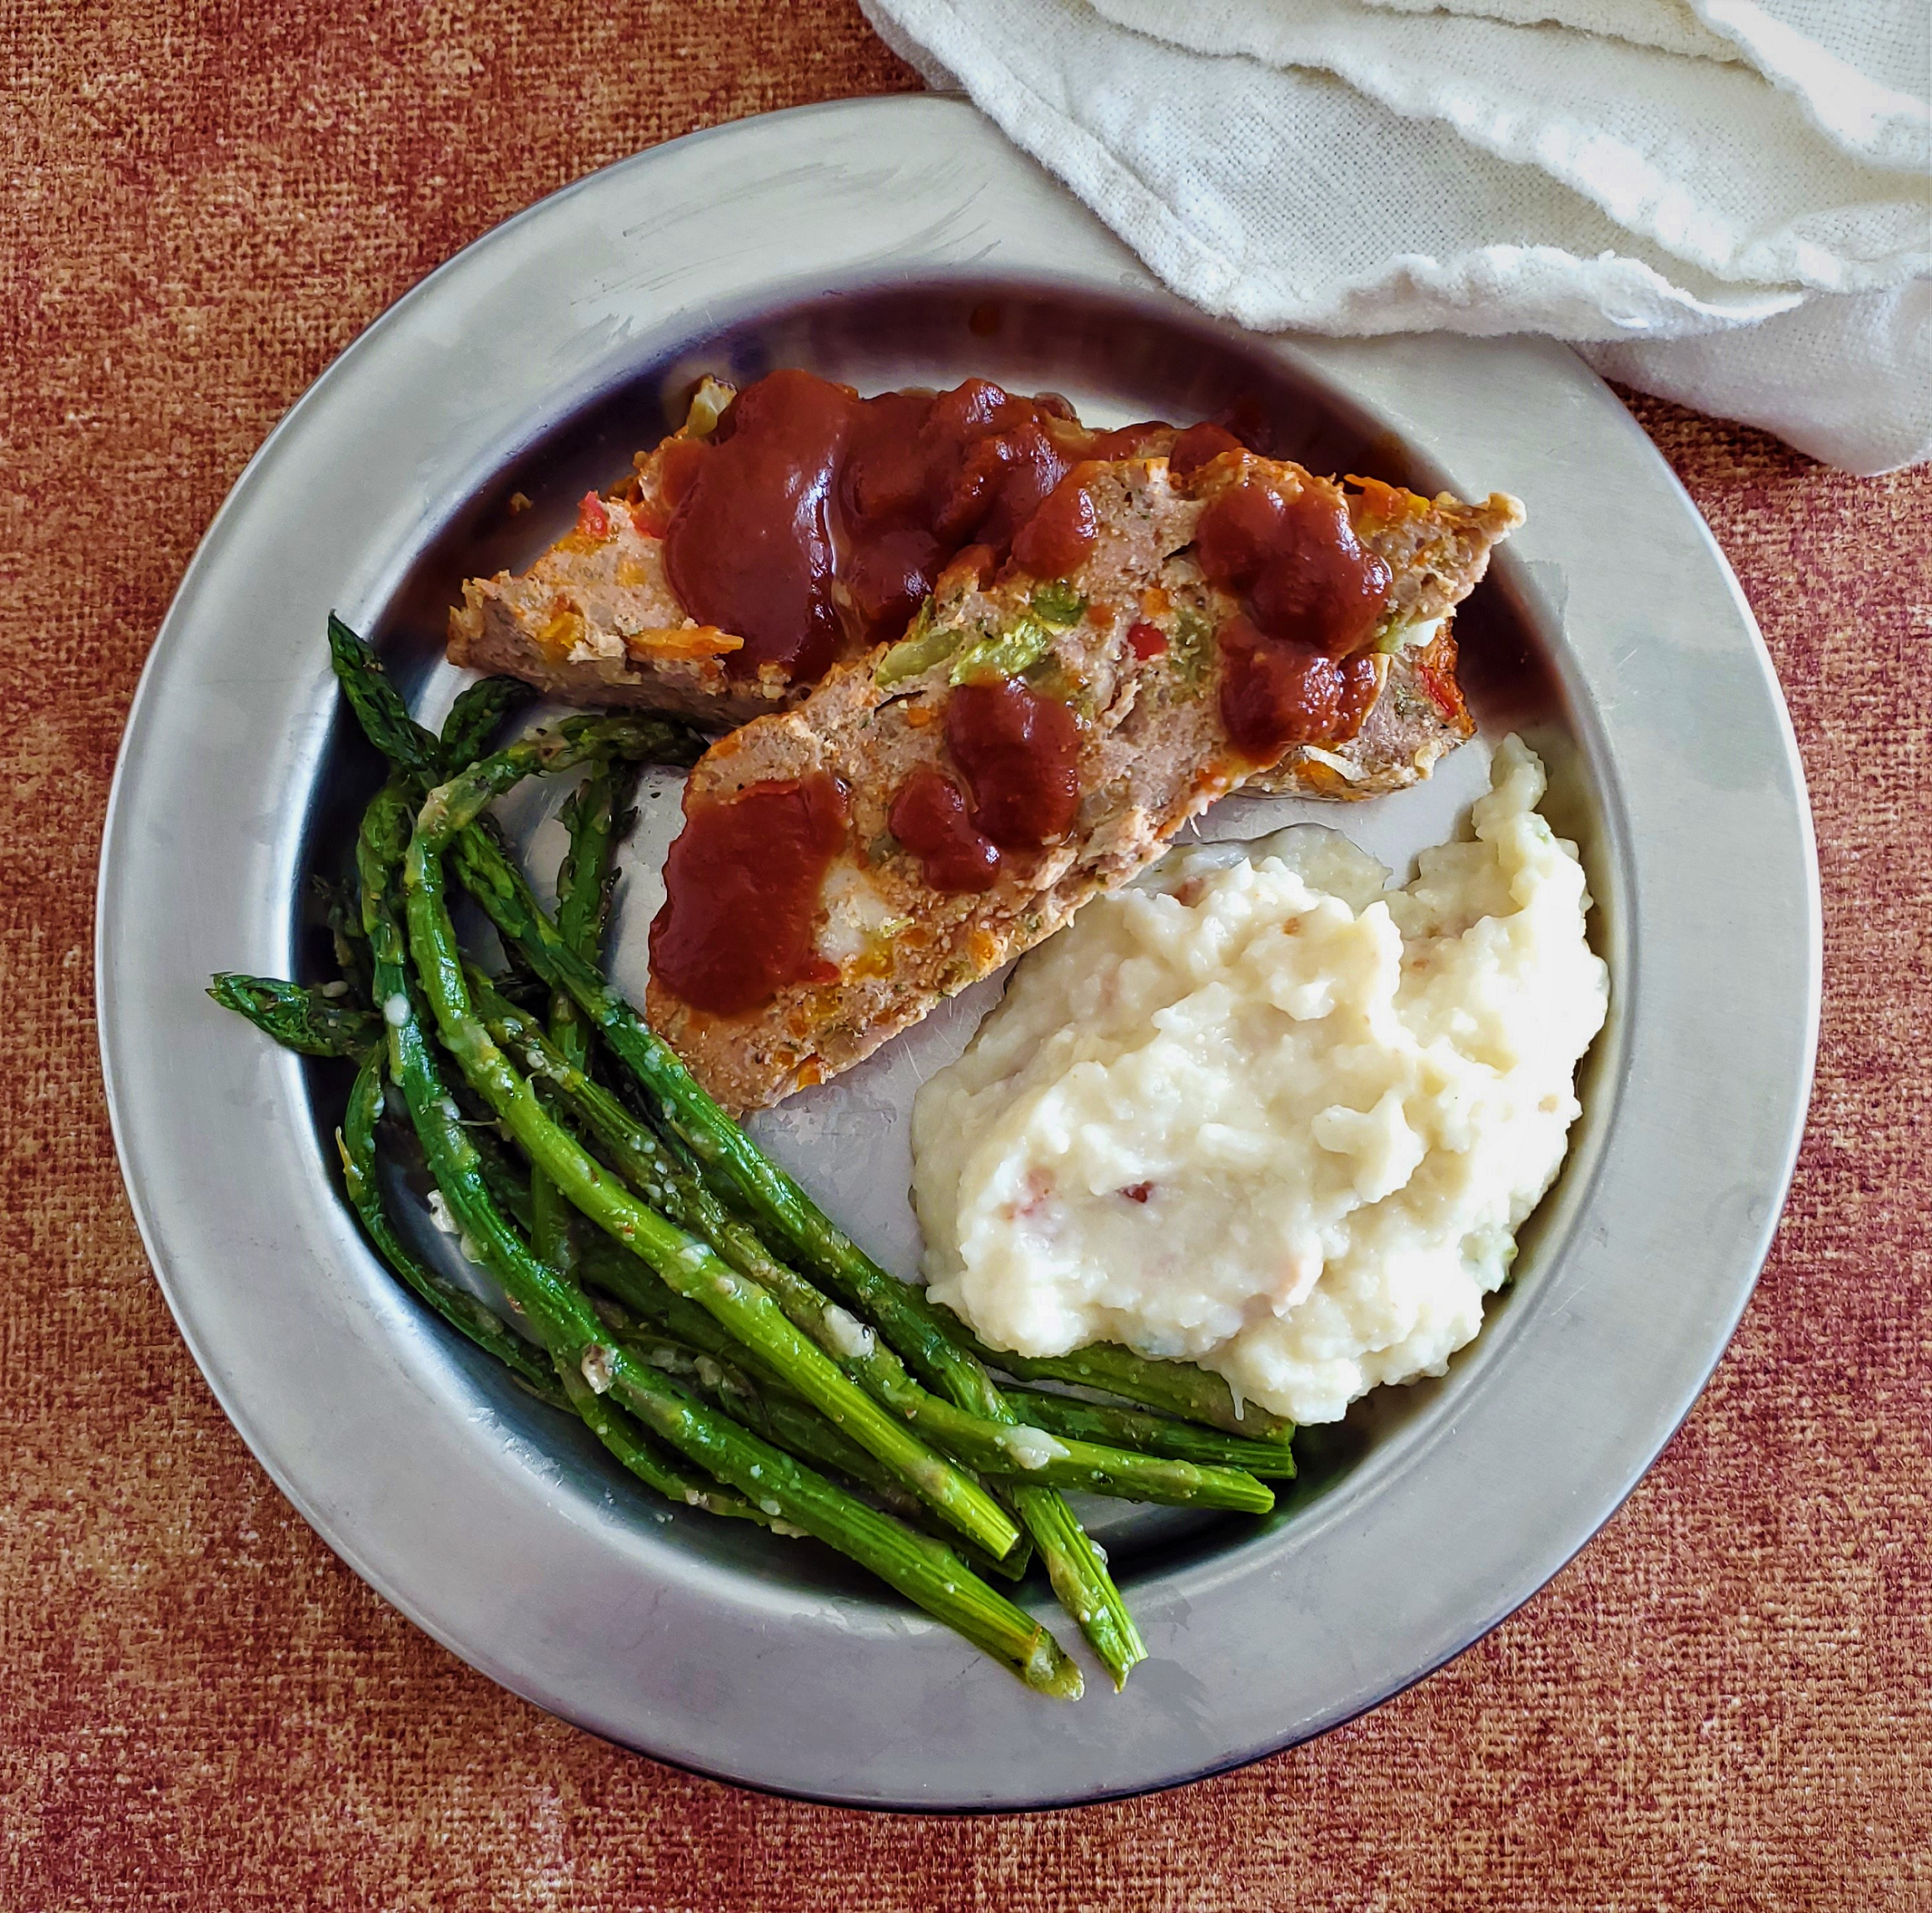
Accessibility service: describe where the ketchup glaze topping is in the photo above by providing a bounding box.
[662,371,1117,682]
[1008,471,1099,577]
[1194,477,1393,759]
[887,768,1000,895]
[889,680,1086,896]
[649,775,849,1017]
[943,681,1082,850]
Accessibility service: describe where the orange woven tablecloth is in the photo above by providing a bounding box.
[3,4,1926,1905]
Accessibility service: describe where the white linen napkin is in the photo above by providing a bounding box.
[861,0,1930,472]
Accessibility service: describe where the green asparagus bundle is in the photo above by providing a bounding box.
[210,615,1302,1699]
[375,786,1079,1687]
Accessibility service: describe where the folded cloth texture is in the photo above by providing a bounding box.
[861,0,1930,472]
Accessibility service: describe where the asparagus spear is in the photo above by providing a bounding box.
[528,763,624,1281]
[209,972,381,1059]
[472,975,1273,1511]
[402,793,1023,1563]
[328,613,447,780]
[549,1353,777,1527]
[578,1230,785,1385]
[527,1132,580,1278]
[440,675,535,772]
[608,1313,921,1508]
[953,1333,1295,1442]
[1000,1389,1295,1478]
[416,713,702,837]
[590,1290,1033,1584]
[446,824,1149,1686]
[362,790,1078,1695]
[328,613,700,794]
[554,763,627,975]
[312,875,375,1005]
[336,1049,569,1406]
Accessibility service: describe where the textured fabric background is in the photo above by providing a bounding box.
[3,3,1926,1906]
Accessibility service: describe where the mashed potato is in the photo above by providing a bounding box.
[911,737,1609,1426]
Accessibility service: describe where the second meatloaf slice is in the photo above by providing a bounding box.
[646,449,1523,1112]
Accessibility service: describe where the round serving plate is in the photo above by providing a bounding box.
[97,96,1819,1810]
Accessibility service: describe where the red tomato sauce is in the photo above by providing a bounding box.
[1168,421,1244,477]
[1009,470,1099,576]
[649,775,849,1016]
[943,680,1081,851]
[1194,478,1393,759]
[888,767,1001,894]
[661,371,1121,682]
[1215,616,1380,760]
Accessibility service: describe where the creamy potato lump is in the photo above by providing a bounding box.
[911,738,1609,1425]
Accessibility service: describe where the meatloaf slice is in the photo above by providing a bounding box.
[645,450,1522,1112]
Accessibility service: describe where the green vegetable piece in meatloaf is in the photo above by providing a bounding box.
[1168,605,1215,693]
[1028,581,1087,627]
[949,613,1056,686]
[873,602,962,687]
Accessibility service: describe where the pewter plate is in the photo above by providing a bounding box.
[97,97,1819,1810]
